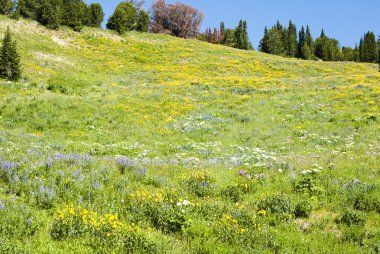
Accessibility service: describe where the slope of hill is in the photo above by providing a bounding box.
[0,17,379,253]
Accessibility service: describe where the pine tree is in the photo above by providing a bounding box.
[287,20,297,57]
[136,10,149,32]
[16,0,40,19]
[320,29,326,38]
[242,20,251,50]
[222,28,236,47]
[107,2,137,34]
[305,26,314,51]
[61,0,87,31]
[85,3,104,27]
[298,26,305,58]
[0,0,14,15]
[360,31,377,63]
[259,26,269,53]
[0,27,21,81]
[359,37,364,61]
[234,20,244,49]
[37,0,61,29]
[300,43,312,60]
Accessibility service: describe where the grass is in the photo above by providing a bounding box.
[0,16,379,253]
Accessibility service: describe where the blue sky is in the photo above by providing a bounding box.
[86,0,379,48]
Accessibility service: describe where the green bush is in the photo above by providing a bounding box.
[354,193,380,213]
[339,209,366,226]
[181,171,215,198]
[221,185,242,203]
[258,195,294,215]
[293,175,323,196]
[294,200,312,218]
[341,226,366,244]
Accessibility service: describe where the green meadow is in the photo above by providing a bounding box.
[0,17,379,253]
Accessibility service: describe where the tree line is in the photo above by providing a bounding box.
[0,0,105,31]
[258,20,379,64]
[200,20,252,50]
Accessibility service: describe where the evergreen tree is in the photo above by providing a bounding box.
[136,9,149,32]
[305,26,314,52]
[300,43,312,60]
[287,20,297,57]
[320,29,326,38]
[259,26,269,53]
[342,46,358,62]
[107,2,137,34]
[314,31,342,61]
[0,0,14,15]
[360,31,378,63]
[298,26,305,57]
[266,27,285,55]
[234,20,244,49]
[61,0,87,31]
[0,27,21,81]
[222,28,236,47]
[359,37,364,61]
[85,3,104,28]
[354,44,360,62]
[37,0,61,29]
[16,0,40,19]
[260,21,287,55]
[241,20,252,50]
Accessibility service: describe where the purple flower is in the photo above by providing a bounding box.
[239,170,248,176]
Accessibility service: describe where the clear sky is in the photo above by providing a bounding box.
[86,0,379,48]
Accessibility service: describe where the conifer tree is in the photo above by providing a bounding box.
[85,3,104,28]
[320,29,326,38]
[0,27,21,81]
[242,20,251,49]
[360,31,378,63]
[359,37,364,61]
[107,2,137,34]
[305,26,314,51]
[298,26,305,57]
[37,0,61,29]
[61,0,87,31]
[222,28,236,47]
[234,20,243,49]
[0,0,14,15]
[259,26,269,53]
[287,20,297,57]
[16,0,40,19]
[136,9,149,32]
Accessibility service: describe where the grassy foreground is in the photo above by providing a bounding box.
[0,16,379,253]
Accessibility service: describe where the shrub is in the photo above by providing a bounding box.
[293,175,323,196]
[339,209,366,226]
[181,171,215,197]
[294,200,312,218]
[354,193,380,213]
[51,204,156,252]
[341,225,366,244]
[221,185,242,203]
[126,189,190,233]
[258,195,294,215]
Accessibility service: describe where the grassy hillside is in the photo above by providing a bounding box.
[0,16,379,253]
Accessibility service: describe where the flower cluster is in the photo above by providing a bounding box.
[51,204,138,240]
